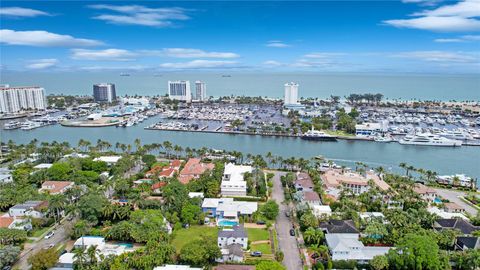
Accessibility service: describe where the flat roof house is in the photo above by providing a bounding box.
[220,163,252,197]
[202,198,257,221]
[93,156,121,165]
[0,168,13,183]
[326,233,390,263]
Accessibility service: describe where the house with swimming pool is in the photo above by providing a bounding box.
[202,198,257,225]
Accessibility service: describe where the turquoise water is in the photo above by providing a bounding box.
[118,243,134,248]
[1,114,479,180]
[1,71,479,101]
[218,220,239,227]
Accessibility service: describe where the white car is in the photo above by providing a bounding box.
[44,231,54,239]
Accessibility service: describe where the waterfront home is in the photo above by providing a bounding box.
[355,121,387,137]
[443,202,465,213]
[295,172,314,191]
[154,265,202,270]
[455,236,480,251]
[325,233,391,263]
[320,220,360,234]
[0,215,32,231]
[433,219,480,235]
[218,225,248,262]
[39,181,74,195]
[413,183,437,203]
[437,174,475,189]
[312,205,332,218]
[202,198,257,221]
[145,160,181,179]
[0,168,13,183]
[93,156,122,165]
[220,163,252,197]
[179,158,215,184]
[8,201,48,218]
[322,169,390,199]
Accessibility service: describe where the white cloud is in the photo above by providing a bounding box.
[394,50,478,63]
[0,29,103,47]
[88,4,190,27]
[266,41,290,48]
[142,48,239,58]
[71,49,136,61]
[262,60,284,67]
[434,38,465,42]
[401,0,441,6]
[303,52,346,58]
[0,7,50,17]
[25,59,58,69]
[160,60,240,69]
[462,34,480,40]
[79,65,147,71]
[384,0,480,32]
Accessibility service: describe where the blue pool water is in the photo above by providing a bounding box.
[118,243,134,248]
[434,198,442,203]
[218,220,239,227]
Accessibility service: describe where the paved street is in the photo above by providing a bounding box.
[270,170,303,270]
[14,219,72,269]
[434,188,478,216]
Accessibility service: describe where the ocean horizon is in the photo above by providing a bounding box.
[2,71,479,101]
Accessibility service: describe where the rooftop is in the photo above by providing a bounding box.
[413,183,437,195]
[218,225,247,238]
[320,220,360,234]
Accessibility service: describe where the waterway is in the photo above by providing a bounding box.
[2,115,479,179]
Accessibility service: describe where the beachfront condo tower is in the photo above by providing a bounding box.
[284,82,299,106]
[168,80,192,102]
[93,83,116,103]
[0,85,47,113]
[194,81,207,101]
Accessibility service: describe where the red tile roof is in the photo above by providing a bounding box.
[179,158,215,183]
[41,181,74,194]
[151,182,167,190]
[0,216,14,228]
[159,168,175,177]
[304,191,321,202]
[171,159,182,168]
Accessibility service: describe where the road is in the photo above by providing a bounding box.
[14,219,72,269]
[434,188,478,216]
[270,170,303,270]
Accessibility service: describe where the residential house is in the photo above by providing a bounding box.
[455,236,480,251]
[188,192,204,199]
[34,163,53,169]
[437,174,475,189]
[444,202,465,213]
[322,169,390,200]
[295,172,314,191]
[202,198,257,221]
[0,168,13,183]
[434,219,480,235]
[9,201,48,218]
[179,158,215,184]
[413,183,437,202]
[93,156,122,165]
[39,181,74,195]
[218,226,248,262]
[214,266,255,270]
[0,214,32,231]
[320,220,360,234]
[359,212,386,223]
[145,160,182,179]
[73,236,106,249]
[154,266,202,270]
[312,205,332,218]
[151,182,167,194]
[427,207,468,220]
[302,191,322,206]
[326,233,391,263]
[220,163,252,197]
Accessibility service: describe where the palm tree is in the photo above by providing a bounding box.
[48,195,66,224]
[73,247,87,268]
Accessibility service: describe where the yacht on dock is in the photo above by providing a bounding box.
[301,127,337,141]
[374,135,394,143]
[3,121,21,130]
[20,121,43,130]
[399,133,462,147]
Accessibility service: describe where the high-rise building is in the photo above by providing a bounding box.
[193,81,207,101]
[168,81,191,102]
[0,86,47,113]
[284,82,299,105]
[93,83,116,103]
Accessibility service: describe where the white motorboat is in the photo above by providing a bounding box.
[374,135,394,143]
[301,127,337,141]
[399,133,462,147]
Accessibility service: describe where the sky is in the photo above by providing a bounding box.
[0,0,479,74]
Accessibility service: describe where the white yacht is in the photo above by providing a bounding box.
[438,130,473,141]
[374,135,394,143]
[3,121,21,130]
[301,127,337,141]
[399,133,462,147]
[20,121,43,130]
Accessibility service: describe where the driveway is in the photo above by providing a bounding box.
[434,188,478,216]
[270,170,303,270]
[14,219,72,269]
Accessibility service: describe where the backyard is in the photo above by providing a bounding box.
[171,225,219,253]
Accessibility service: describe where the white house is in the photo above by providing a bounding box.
[9,201,48,218]
[73,236,106,249]
[326,233,391,264]
[355,121,388,137]
[0,215,32,231]
[437,174,474,188]
[312,205,332,218]
[33,163,53,169]
[154,265,202,270]
[220,163,252,197]
[93,156,121,165]
[218,226,248,263]
[0,168,13,183]
[202,198,257,221]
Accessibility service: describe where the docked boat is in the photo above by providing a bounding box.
[20,121,43,130]
[438,130,473,141]
[399,133,462,147]
[3,121,21,130]
[374,135,394,143]
[301,128,337,141]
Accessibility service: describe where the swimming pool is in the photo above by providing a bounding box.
[118,243,134,248]
[434,197,442,203]
[217,220,239,227]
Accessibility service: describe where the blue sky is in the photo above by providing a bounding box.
[0,1,479,73]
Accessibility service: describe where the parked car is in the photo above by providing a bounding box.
[285,212,290,217]
[289,229,295,236]
[44,231,54,239]
[256,220,266,225]
[250,251,262,257]
[43,244,54,249]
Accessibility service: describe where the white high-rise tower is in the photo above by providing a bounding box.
[284,82,299,105]
[168,81,191,102]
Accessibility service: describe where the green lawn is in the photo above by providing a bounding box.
[250,243,272,254]
[31,227,50,238]
[171,225,219,253]
[247,228,270,242]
